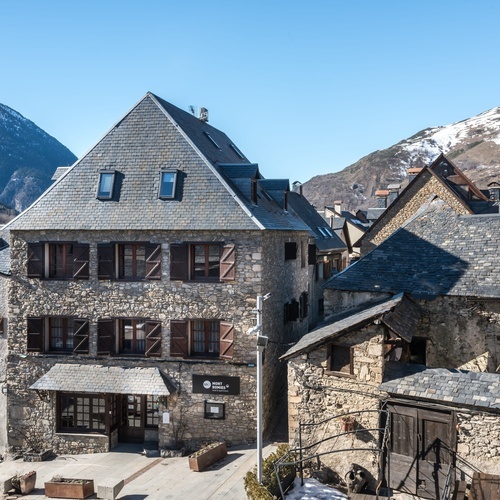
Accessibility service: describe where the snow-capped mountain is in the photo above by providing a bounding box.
[0,103,76,215]
[303,107,500,211]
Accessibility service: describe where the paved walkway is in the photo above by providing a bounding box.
[1,442,278,499]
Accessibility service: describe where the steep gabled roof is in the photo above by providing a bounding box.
[6,93,308,233]
[325,199,500,299]
[281,293,420,360]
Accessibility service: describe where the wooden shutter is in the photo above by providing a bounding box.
[73,319,89,354]
[170,244,188,280]
[73,244,90,279]
[291,299,299,321]
[97,319,115,355]
[300,292,308,320]
[97,243,115,279]
[145,244,162,280]
[27,317,44,352]
[220,244,236,281]
[145,320,162,357]
[220,322,234,360]
[27,243,44,278]
[170,320,188,357]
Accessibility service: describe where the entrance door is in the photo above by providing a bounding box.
[387,404,455,499]
[118,395,145,443]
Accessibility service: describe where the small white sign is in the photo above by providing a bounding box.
[210,406,220,414]
[162,411,170,424]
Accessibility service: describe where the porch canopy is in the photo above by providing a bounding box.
[29,363,175,395]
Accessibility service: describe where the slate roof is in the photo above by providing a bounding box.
[6,93,309,233]
[366,208,385,222]
[325,199,500,298]
[0,232,10,275]
[379,368,500,411]
[281,293,417,360]
[30,364,176,396]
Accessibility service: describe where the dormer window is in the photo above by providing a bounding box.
[159,171,178,199]
[97,171,115,200]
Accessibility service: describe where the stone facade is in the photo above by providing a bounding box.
[361,172,470,255]
[0,273,8,455]
[5,226,309,455]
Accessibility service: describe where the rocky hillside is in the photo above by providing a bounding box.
[0,104,77,215]
[303,107,500,211]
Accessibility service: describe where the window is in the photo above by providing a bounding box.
[97,318,161,357]
[146,395,160,427]
[27,317,89,354]
[27,242,89,280]
[0,317,5,336]
[98,243,161,280]
[318,298,325,318]
[170,243,235,282]
[59,393,106,433]
[97,171,115,199]
[285,242,297,260]
[329,344,354,376]
[299,292,308,320]
[170,320,234,359]
[204,401,225,420]
[284,299,299,325]
[159,171,178,199]
[308,244,316,266]
[204,131,221,149]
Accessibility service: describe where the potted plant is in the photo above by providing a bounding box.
[341,415,357,432]
[44,476,94,499]
[12,424,53,462]
[11,470,37,494]
[188,441,227,472]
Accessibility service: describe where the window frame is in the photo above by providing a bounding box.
[158,170,178,200]
[119,318,146,356]
[48,317,75,352]
[190,243,222,281]
[327,344,355,378]
[190,319,221,357]
[97,171,116,200]
[48,242,74,279]
[118,243,147,280]
[58,392,107,434]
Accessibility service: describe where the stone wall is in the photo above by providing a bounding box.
[361,172,470,255]
[6,227,309,453]
[0,273,8,456]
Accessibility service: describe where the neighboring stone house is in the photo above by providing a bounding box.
[0,92,316,456]
[359,154,497,255]
[282,199,500,498]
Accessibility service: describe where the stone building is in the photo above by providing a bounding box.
[282,198,500,498]
[0,92,317,456]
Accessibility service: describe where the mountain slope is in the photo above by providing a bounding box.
[303,107,500,210]
[0,104,77,213]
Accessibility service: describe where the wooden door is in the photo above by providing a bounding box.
[118,395,145,443]
[387,404,455,499]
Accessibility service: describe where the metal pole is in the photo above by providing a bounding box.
[256,294,263,484]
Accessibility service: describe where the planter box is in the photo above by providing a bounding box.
[45,479,94,499]
[13,471,37,494]
[23,448,53,462]
[188,442,227,472]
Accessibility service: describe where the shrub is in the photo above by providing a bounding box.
[244,444,296,499]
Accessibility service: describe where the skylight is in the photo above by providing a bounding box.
[204,131,221,149]
[97,171,115,200]
[230,143,245,159]
[159,170,178,199]
[317,227,328,237]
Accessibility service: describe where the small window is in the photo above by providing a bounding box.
[285,242,297,260]
[205,401,225,420]
[191,244,222,280]
[230,143,245,159]
[119,319,146,355]
[159,171,178,199]
[410,337,427,365]
[317,227,328,237]
[49,243,74,278]
[49,317,74,352]
[299,292,308,320]
[97,171,115,199]
[191,320,220,356]
[204,131,221,149]
[146,395,160,427]
[318,299,324,317]
[329,344,354,375]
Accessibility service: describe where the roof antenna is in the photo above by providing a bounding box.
[189,105,196,116]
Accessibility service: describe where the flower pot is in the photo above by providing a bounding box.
[12,471,37,494]
[23,448,53,462]
[341,418,356,432]
[188,442,227,472]
[44,479,94,499]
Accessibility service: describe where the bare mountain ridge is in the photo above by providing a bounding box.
[0,103,77,214]
[303,107,500,211]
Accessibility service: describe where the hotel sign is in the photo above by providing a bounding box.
[192,375,240,395]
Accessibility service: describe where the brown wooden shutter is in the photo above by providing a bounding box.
[97,319,115,355]
[27,243,44,278]
[73,319,89,354]
[170,244,188,280]
[220,321,234,360]
[220,244,236,281]
[145,244,162,280]
[145,320,162,357]
[97,244,115,279]
[27,317,44,352]
[73,244,90,279]
[170,320,188,357]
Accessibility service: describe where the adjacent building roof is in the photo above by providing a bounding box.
[30,364,176,395]
[379,368,500,411]
[281,293,420,360]
[325,199,500,299]
[6,93,309,233]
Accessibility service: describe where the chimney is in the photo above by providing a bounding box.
[292,181,303,196]
[407,167,423,183]
[375,190,389,208]
[387,184,401,205]
[333,200,342,215]
[488,182,500,201]
[199,107,209,122]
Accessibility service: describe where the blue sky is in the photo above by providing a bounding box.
[2,0,500,183]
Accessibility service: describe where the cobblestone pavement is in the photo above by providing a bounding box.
[1,442,279,499]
